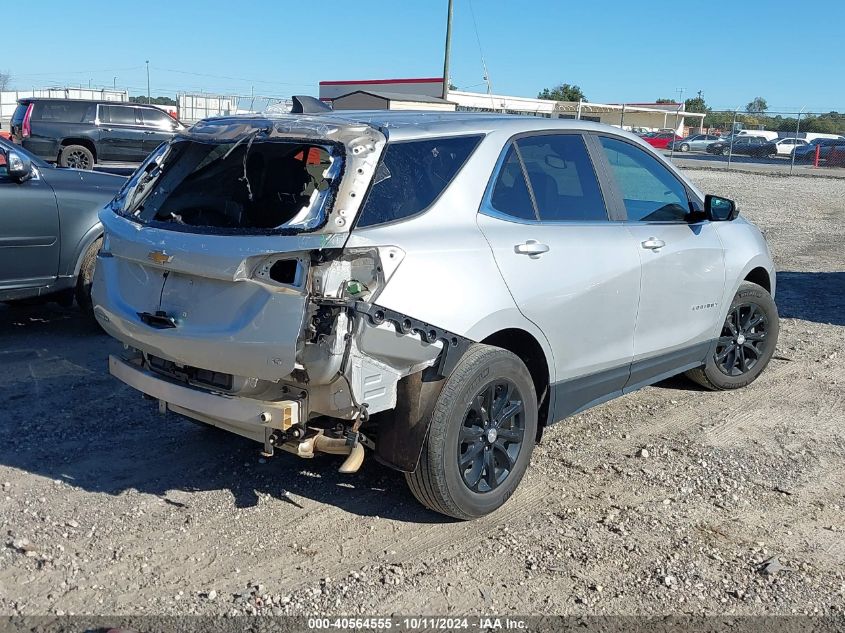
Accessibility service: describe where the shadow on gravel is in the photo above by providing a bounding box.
[775,271,845,326]
[0,304,448,525]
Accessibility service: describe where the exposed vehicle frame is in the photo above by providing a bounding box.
[94,111,778,519]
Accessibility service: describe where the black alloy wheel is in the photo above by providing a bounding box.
[64,147,92,169]
[714,303,770,376]
[458,379,525,493]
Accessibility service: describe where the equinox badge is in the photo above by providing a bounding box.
[147,250,173,265]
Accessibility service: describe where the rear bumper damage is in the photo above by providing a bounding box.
[103,292,473,473]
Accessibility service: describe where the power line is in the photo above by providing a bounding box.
[151,66,314,88]
[13,65,145,77]
[467,0,493,95]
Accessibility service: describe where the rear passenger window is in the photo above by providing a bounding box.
[599,136,691,222]
[356,135,482,228]
[100,105,138,125]
[35,101,95,123]
[490,146,536,221]
[515,135,607,222]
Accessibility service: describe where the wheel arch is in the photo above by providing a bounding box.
[59,137,97,161]
[67,223,104,279]
[744,266,772,293]
[374,317,555,472]
[480,328,552,432]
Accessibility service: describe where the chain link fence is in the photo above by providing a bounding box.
[660,109,845,175]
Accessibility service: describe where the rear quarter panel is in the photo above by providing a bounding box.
[345,130,557,383]
[40,168,125,277]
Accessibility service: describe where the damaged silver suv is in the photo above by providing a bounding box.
[93,109,779,519]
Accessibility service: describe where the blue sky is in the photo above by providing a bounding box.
[7,0,843,113]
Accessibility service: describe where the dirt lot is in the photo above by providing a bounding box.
[0,169,843,617]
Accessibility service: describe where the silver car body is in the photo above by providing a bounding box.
[669,134,721,152]
[93,112,775,470]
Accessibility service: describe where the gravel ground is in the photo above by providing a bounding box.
[0,169,843,617]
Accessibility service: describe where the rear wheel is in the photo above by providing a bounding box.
[60,144,94,170]
[75,237,102,316]
[405,344,538,520]
[686,281,779,390]
[680,143,690,152]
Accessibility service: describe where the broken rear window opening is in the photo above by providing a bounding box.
[112,137,343,234]
[355,134,484,228]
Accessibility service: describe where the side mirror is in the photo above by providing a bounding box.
[7,151,33,183]
[704,194,738,221]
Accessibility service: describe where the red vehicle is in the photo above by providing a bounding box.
[640,131,683,149]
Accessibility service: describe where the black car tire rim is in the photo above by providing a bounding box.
[715,303,769,376]
[458,379,525,493]
[66,149,90,169]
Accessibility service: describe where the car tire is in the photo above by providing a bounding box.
[75,237,102,316]
[60,144,95,170]
[405,344,538,520]
[680,143,690,152]
[686,281,779,391]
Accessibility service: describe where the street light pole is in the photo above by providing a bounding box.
[442,0,453,100]
[113,76,117,90]
[146,60,151,103]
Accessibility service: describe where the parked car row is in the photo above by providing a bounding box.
[704,135,845,161]
[667,134,721,152]
[10,98,185,170]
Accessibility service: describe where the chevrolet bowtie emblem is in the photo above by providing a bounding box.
[147,250,173,265]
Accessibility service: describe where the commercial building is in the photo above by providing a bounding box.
[318,78,705,134]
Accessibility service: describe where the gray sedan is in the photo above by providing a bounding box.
[668,133,722,152]
[0,138,125,311]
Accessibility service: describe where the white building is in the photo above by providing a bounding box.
[318,78,704,134]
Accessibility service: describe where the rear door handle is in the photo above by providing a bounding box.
[641,237,666,250]
[514,240,550,258]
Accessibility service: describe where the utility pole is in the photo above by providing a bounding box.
[676,87,685,104]
[442,0,453,99]
[146,60,151,103]
[113,76,117,90]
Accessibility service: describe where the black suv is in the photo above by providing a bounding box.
[10,98,185,170]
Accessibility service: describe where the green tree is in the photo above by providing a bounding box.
[745,96,768,114]
[655,98,676,104]
[537,83,586,102]
[0,70,11,91]
[130,95,178,106]
[703,110,734,130]
[684,96,707,113]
